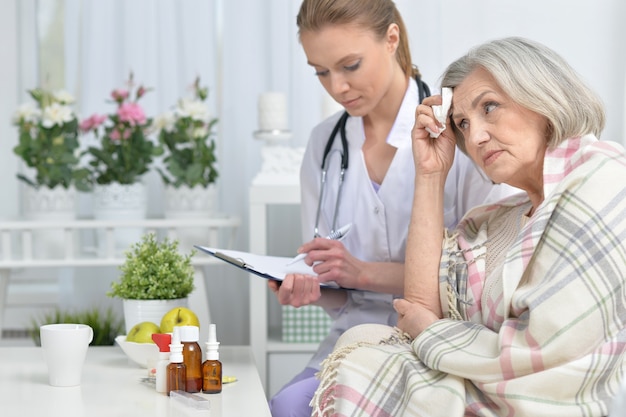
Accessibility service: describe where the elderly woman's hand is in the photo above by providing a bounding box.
[411,95,457,177]
[393,298,440,339]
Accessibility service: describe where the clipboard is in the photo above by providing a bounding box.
[194,245,341,289]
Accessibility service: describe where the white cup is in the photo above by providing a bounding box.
[40,323,93,387]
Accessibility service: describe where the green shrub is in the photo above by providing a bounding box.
[30,306,124,346]
[107,233,196,300]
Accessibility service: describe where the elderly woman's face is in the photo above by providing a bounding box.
[451,68,548,192]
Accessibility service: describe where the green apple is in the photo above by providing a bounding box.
[126,321,160,343]
[160,307,200,333]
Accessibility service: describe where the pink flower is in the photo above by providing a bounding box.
[109,128,131,141]
[136,85,147,99]
[111,89,129,103]
[117,102,146,126]
[79,113,107,132]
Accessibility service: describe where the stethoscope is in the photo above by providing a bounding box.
[313,74,431,238]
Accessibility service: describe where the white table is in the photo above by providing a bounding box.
[0,345,271,416]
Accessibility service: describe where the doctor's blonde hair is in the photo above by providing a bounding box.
[296,0,420,79]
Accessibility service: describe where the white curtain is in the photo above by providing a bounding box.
[63,0,219,218]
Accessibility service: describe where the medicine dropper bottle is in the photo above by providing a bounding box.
[166,327,186,395]
[202,323,222,393]
[179,325,203,393]
[152,332,172,394]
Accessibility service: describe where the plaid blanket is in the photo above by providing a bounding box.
[311,135,626,417]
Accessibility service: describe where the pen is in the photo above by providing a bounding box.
[286,223,352,265]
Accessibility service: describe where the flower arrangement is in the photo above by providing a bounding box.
[154,77,219,188]
[107,233,195,300]
[81,73,162,185]
[12,88,91,191]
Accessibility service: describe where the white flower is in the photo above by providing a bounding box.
[53,90,75,104]
[13,102,41,124]
[154,111,176,133]
[41,103,74,128]
[192,127,209,139]
[176,99,210,122]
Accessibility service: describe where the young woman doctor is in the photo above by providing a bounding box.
[268,1,519,416]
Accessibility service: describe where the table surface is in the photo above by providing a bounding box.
[0,345,271,417]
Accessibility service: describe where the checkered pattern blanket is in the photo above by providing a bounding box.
[311,136,626,417]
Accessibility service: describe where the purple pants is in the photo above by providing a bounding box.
[269,367,319,417]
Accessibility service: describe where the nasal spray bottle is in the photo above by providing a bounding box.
[167,327,186,395]
[152,332,172,394]
[202,323,222,393]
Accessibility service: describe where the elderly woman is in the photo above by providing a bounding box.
[310,37,626,417]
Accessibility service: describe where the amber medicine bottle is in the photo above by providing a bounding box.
[166,327,186,395]
[202,323,222,393]
[179,325,203,393]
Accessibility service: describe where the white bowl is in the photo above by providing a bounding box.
[115,335,159,368]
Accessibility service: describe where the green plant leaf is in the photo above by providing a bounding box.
[29,307,124,346]
[108,233,195,300]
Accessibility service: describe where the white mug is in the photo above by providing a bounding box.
[40,323,93,387]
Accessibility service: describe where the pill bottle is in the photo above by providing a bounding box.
[179,325,203,393]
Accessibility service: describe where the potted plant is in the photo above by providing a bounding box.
[81,72,161,187]
[29,306,124,346]
[13,88,91,192]
[107,232,196,333]
[80,73,162,253]
[12,88,91,258]
[154,77,219,219]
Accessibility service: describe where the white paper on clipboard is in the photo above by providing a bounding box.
[194,246,341,289]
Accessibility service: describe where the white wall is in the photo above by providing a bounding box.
[1,0,625,344]
[395,0,626,143]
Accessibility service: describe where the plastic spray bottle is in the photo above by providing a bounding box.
[167,327,186,395]
[152,332,172,394]
[179,325,203,393]
[202,323,222,393]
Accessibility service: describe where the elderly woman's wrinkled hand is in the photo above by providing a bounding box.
[411,95,457,177]
[393,298,439,339]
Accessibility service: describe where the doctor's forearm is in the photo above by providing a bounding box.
[358,262,405,294]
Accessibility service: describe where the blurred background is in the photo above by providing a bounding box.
[0,0,624,348]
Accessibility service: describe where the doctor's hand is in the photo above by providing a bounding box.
[393,298,439,339]
[268,275,349,312]
[298,237,365,289]
[412,95,457,177]
[268,274,321,307]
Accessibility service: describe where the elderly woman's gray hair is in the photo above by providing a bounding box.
[442,37,605,153]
